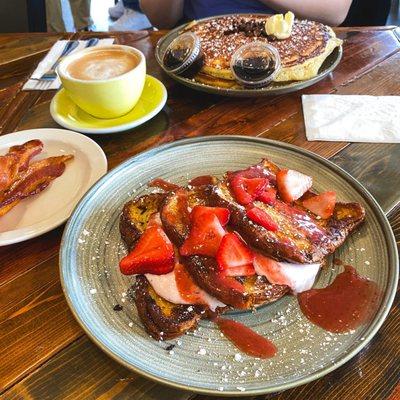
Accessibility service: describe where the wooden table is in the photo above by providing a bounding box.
[0,27,399,400]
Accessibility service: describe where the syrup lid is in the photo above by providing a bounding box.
[163,32,201,75]
[230,41,281,88]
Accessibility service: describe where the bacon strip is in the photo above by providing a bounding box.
[0,154,18,193]
[9,140,44,172]
[0,154,73,217]
[0,140,43,192]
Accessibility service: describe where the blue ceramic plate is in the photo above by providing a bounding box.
[60,136,397,396]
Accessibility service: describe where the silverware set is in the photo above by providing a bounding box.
[31,38,100,89]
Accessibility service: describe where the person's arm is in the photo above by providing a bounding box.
[140,0,184,28]
[259,0,352,26]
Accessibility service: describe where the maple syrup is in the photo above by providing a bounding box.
[163,32,204,78]
[232,56,275,83]
[230,41,281,88]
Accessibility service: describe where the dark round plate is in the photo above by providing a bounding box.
[155,14,343,97]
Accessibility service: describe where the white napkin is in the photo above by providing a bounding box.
[302,95,400,143]
[23,38,114,91]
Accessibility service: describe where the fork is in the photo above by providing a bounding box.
[36,40,80,81]
[35,38,100,82]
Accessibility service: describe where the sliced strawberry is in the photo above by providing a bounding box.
[253,253,287,285]
[180,213,226,257]
[230,176,252,205]
[257,187,277,205]
[119,226,174,275]
[302,191,336,219]
[276,169,312,203]
[246,207,279,231]
[216,232,254,273]
[190,205,230,226]
[221,263,256,277]
[230,176,268,205]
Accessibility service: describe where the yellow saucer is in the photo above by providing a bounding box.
[50,75,167,134]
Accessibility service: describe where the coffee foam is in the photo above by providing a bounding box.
[66,49,139,81]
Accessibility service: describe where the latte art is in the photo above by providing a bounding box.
[66,49,139,81]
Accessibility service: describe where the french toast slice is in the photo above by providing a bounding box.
[133,276,204,340]
[120,193,204,340]
[120,193,166,250]
[211,159,366,264]
[184,256,289,309]
[161,187,289,309]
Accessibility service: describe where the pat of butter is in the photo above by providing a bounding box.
[265,11,295,40]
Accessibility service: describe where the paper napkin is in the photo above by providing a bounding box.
[23,38,114,91]
[302,95,400,143]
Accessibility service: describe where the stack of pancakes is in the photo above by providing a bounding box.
[182,15,342,88]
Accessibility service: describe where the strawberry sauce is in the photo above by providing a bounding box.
[189,175,214,186]
[174,263,203,303]
[215,317,277,358]
[148,178,180,192]
[298,265,380,333]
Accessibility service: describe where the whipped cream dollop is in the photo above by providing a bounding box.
[253,253,320,293]
[146,267,225,311]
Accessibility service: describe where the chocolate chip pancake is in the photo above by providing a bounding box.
[183,15,342,84]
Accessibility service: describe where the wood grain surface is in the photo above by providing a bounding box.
[0,27,399,399]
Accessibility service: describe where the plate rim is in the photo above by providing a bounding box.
[50,75,168,135]
[0,128,107,246]
[155,14,343,97]
[60,135,398,396]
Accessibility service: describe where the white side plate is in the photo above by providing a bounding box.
[0,128,107,246]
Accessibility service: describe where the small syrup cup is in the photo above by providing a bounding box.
[230,41,281,88]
